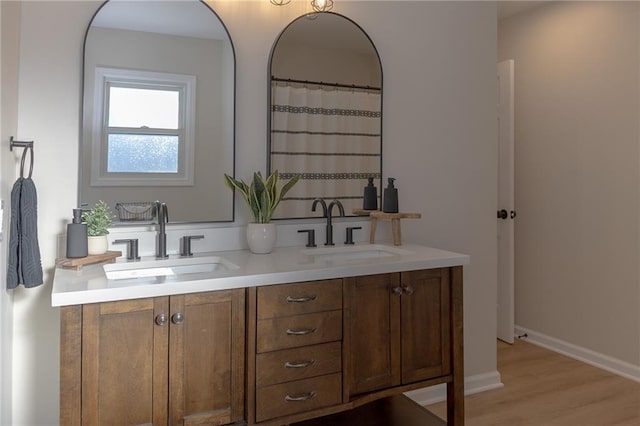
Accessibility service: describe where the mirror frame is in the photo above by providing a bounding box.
[267,11,383,219]
[79,0,236,225]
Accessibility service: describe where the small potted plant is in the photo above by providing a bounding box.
[82,200,114,255]
[224,170,300,253]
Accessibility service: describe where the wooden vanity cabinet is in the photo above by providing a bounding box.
[247,279,344,425]
[343,269,451,397]
[61,265,463,426]
[342,267,464,426]
[60,289,245,426]
[247,268,463,426]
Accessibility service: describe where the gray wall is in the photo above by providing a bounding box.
[0,2,21,424]
[499,1,640,365]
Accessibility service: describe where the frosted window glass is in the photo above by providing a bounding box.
[107,134,178,173]
[108,87,179,129]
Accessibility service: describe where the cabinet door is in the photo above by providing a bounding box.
[82,297,169,426]
[169,289,245,426]
[345,273,401,396]
[400,269,451,384]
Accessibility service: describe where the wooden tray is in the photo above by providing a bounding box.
[56,251,122,270]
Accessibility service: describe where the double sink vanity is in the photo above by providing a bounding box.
[53,241,469,425]
[65,0,470,423]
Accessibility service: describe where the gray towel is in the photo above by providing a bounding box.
[7,177,43,289]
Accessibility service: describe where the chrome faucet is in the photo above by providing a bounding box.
[155,201,169,258]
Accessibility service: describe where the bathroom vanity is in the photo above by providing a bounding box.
[54,244,468,425]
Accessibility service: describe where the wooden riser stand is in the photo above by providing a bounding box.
[353,209,422,246]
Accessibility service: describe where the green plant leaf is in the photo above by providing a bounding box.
[274,173,301,211]
[82,200,114,236]
[223,170,300,223]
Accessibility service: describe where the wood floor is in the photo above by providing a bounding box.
[427,340,640,425]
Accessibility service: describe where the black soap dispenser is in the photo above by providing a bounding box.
[66,208,88,258]
[382,177,399,213]
[363,177,378,210]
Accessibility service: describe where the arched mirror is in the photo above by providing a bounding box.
[81,0,235,224]
[268,12,382,219]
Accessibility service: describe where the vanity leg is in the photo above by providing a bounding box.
[447,266,464,425]
[369,217,378,243]
[60,305,82,426]
[391,218,402,245]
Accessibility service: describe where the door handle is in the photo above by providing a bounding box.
[510,210,517,219]
[497,209,508,219]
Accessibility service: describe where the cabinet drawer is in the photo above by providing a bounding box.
[256,373,342,422]
[257,342,342,387]
[257,279,342,319]
[257,310,342,353]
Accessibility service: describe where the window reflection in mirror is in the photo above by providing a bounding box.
[268,12,382,219]
[81,0,235,224]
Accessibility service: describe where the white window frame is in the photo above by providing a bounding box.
[90,67,196,186]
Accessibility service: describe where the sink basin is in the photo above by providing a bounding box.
[103,256,238,281]
[301,244,413,262]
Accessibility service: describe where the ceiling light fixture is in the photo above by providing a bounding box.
[310,0,333,13]
[270,0,291,5]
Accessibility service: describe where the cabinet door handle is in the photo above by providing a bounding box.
[284,359,316,369]
[286,327,317,336]
[392,286,403,296]
[155,314,168,326]
[285,391,316,402]
[286,295,317,303]
[403,285,414,296]
[171,312,185,325]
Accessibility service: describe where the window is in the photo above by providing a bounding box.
[91,68,196,186]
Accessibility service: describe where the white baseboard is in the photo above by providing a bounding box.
[514,325,640,384]
[404,370,503,406]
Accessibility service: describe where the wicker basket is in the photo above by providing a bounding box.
[115,202,156,221]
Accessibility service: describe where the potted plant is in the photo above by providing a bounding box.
[82,200,114,255]
[224,170,300,253]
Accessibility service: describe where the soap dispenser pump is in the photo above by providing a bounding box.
[363,176,378,210]
[382,177,399,213]
[66,208,88,258]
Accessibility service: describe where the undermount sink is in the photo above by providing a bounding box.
[103,256,239,281]
[301,244,413,262]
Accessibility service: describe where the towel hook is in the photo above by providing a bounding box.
[9,136,33,152]
[10,137,34,178]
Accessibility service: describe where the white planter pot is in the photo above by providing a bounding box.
[246,223,277,254]
[87,235,108,255]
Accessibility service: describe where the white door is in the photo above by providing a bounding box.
[497,60,515,344]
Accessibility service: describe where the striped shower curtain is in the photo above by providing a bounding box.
[270,83,381,219]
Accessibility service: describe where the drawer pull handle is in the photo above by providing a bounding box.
[285,391,317,402]
[284,359,316,369]
[286,327,317,336]
[286,295,317,303]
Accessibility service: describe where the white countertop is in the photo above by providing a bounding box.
[51,243,469,307]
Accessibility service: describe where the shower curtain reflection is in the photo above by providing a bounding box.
[270,82,381,219]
